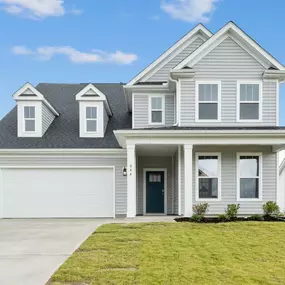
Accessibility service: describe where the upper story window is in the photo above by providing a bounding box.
[237,153,262,201]
[24,106,36,132]
[196,81,221,122]
[237,82,262,121]
[196,153,221,201]
[149,96,165,125]
[86,106,97,133]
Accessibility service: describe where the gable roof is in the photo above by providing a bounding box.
[75,83,113,116]
[13,82,59,116]
[0,83,131,149]
[127,24,212,85]
[174,21,285,71]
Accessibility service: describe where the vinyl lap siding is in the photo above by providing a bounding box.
[133,93,175,129]
[192,146,277,215]
[146,37,205,82]
[42,103,55,135]
[103,108,109,132]
[0,154,127,216]
[180,37,277,126]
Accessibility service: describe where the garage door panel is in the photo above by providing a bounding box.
[3,168,114,218]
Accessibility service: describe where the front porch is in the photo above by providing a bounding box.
[114,128,285,218]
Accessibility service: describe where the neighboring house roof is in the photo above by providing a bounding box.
[0,83,132,149]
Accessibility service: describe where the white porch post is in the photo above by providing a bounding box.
[127,144,136,218]
[184,144,193,217]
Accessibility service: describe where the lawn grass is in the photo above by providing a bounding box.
[48,222,285,285]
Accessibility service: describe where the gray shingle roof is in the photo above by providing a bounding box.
[0,83,132,149]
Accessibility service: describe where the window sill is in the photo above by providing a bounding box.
[195,119,221,123]
[196,198,221,202]
[237,198,262,202]
[237,119,262,123]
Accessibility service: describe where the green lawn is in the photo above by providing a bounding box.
[48,222,285,285]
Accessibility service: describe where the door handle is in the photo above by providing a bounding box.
[162,189,164,195]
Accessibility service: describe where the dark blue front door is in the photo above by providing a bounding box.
[146,171,165,213]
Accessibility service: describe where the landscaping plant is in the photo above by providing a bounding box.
[225,204,240,220]
[262,201,280,217]
[191,203,209,221]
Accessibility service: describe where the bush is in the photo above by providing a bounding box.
[262,201,280,216]
[191,214,204,223]
[192,203,209,216]
[217,214,229,222]
[247,214,264,221]
[225,204,240,220]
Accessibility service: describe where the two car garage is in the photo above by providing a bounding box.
[1,167,115,218]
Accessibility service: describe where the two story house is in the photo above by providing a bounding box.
[0,21,285,219]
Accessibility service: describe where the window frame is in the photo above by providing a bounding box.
[148,95,165,125]
[195,81,221,122]
[85,106,98,133]
[195,152,222,202]
[23,106,36,133]
[236,81,262,122]
[236,152,263,201]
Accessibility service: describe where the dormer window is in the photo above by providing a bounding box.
[86,106,98,133]
[75,84,112,138]
[24,106,36,132]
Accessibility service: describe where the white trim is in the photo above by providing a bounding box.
[236,80,262,122]
[236,152,263,201]
[127,24,212,85]
[13,83,59,116]
[148,95,165,125]
[174,22,285,71]
[195,81,221,122]
[178,145,181,215]
[142,34,204,82]
[276,80,279,126]
[0,169,3,219]
[177,79,181,126]
[132,93,135,128]
[195,152,222,202]
[85,106,98,134]
[0,149,126,155]
[75,84,112,116]
[143,168,167,215]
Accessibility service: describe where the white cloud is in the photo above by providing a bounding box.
[0,0,82,19]
[161,0,221,23]
[11,45,138,65]
[11,45,34,55]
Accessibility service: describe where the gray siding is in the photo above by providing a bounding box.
[42,103,55,135]
[133,94,175,129]
[146,37,205,82]
[103,108,109,133]
[180,37,277,126]
[0,154,127,216]
[136,156,175,215]
[180,145,277,215]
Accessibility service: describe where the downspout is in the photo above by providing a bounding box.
[169,74,179,126]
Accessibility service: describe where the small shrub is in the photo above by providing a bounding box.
[263,201,280,216]
[217,214,229,222]
[192,203,209,216]
[191,214,204,223]
[225,204,240,220]
[247,214,264,221]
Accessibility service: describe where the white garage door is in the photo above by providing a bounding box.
[2,168,114,218]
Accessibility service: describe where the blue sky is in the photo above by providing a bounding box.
[1,0,285,123]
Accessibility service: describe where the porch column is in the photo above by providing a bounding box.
[127,144,136,218]
[184,144,193,217]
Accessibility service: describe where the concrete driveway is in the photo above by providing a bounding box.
[0,219,111,285]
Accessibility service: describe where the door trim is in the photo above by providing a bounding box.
[143,168,167,215]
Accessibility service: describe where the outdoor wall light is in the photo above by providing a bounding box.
[122,167,127,176]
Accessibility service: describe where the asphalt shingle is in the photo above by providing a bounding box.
[0,83,132,149]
